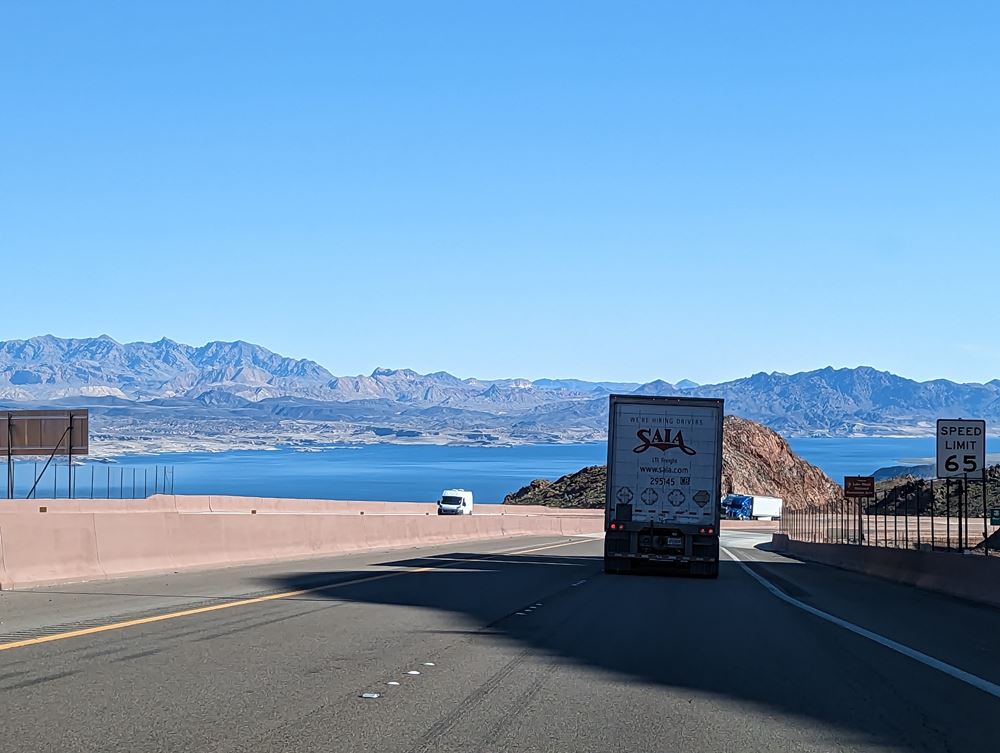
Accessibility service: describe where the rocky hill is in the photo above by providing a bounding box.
[503,416,841,511]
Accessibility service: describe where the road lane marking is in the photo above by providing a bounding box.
[410,555,584,567]
[721,546,1000,700]
[505,539,596,556]
[0,537,594,653]
[0,567,438,654]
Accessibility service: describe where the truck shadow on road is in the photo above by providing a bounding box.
[258,549,976,749]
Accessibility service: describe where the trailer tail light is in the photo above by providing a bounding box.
[699,526,715,535]
[609,522,621,531]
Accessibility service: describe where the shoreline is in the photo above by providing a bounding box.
[27,431,986,461]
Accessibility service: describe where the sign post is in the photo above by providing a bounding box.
[844,477,875,545]
[937,419,986,552]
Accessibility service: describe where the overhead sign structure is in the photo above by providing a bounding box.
[844,475,875,498]
[1,410,89,456]
[2,410,89,499]
[936,418,986,479]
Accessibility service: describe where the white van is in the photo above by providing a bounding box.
[438,489,474,515]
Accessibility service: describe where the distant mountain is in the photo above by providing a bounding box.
[0,335,334,401]
[694,366,1000,435]
[533,379,641,393]
[3,336,1000,443]
[630,366,1000,436]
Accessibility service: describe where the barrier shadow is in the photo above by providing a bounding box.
[258,549,992,748]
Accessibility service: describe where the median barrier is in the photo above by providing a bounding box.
[0,496,605,589]
[0,512,103,589]
[93,512,176,578]
[772,535,1000,609]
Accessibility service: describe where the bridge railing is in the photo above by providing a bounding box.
[3,461,175,500]
[779,480,999,556]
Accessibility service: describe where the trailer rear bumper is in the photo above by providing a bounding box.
[616,552,717,563]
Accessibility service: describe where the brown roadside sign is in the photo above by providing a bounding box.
[0,410,89,456]
[844,475,875,498]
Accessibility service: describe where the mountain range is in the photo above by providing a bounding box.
[1,335,997,449]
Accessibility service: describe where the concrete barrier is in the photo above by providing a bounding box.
[0,512,104,587]
[0,496,604,590]
[771,535,1000,609]
[0,494,781,590]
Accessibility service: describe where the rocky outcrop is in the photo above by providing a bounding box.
[720,416,841,511]
[503,415,841,511]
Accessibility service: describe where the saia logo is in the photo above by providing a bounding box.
[633,428,696,455]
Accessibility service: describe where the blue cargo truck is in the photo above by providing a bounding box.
[603,394,724,578]
[721,494,783,520]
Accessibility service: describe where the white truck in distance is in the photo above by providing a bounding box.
[604,394,724,578]
[438,489,474,515]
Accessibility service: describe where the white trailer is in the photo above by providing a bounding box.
[604,394,724,577]
[749,496,782,520]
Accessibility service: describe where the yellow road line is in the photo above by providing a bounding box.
[0,567,434,653]
[0,536,593,653]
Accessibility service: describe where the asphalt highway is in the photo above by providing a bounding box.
[1,531,998,752]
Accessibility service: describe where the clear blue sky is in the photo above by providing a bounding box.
[3,2,998,384]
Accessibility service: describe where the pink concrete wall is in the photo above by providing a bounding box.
[0,493,779,590]
[771,534,1000,609]
[0,496,604,589]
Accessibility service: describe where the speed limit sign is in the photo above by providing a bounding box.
[936,419,986,479]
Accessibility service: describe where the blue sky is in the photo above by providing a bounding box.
[3,2,998,384]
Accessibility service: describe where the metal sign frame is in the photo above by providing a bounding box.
[844,475,876,499]
[2,410,89,499]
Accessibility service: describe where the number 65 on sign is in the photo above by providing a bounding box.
[936,418,986,479]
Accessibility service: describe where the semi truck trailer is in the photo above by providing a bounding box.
[603,394,724,578]
[721,494,782,520]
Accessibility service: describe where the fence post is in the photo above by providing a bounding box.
[904,488,910,550]
[930,478,935,550]
[884,489,890,548]
[946,478,952,551]
[893,490,898,548]
[866,494,872,546]
[984,476,990,557]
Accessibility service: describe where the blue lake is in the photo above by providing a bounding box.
[12,436,1000,502]
[788,436,1000,481]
